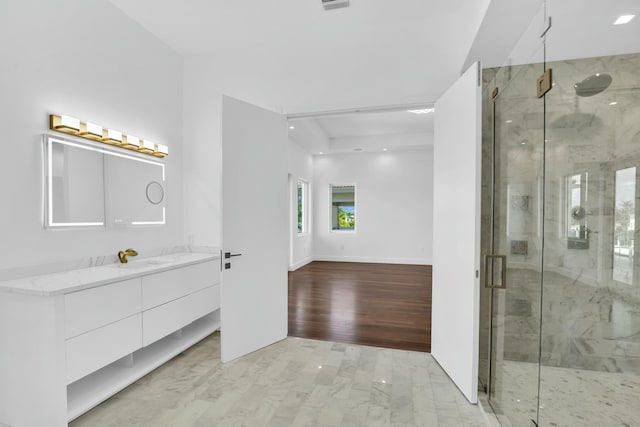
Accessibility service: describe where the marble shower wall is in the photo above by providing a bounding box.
[481,52,640,376]
[542,53,640,374]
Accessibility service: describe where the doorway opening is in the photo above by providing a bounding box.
[286,108,434,352]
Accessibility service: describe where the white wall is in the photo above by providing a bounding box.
[181,51,444,250]
[288,140,314,270]
[313,149,433,265]
[0,0,184,270]
[178,2,491,254]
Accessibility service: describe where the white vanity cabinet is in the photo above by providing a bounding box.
[0,253,220,427]
[141,262,220,345]
[65,278,143,384]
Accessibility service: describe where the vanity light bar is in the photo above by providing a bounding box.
[139,139,155,154]
[153,144,169,158]
[50,115,80,132]
[122,134,140,149]
[102,129,123,145]
[80,122,103,140]
[48,114,168,158]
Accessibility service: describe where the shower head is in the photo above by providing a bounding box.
[574,73,612,97]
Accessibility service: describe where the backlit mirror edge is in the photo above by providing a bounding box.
[43,133,167,229]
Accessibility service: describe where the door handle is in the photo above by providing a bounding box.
[224,252,242,259]
[484,254,507,289]
[224,252,242,270]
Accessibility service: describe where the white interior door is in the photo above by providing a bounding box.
[221,95,288,362]
[431,62,482,403]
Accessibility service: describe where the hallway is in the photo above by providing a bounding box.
[288,262,432,352]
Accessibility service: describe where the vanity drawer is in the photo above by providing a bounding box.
[66,313,142,384]
[65,278,142,339]
[142,285,219,346]
[142,261,219,310]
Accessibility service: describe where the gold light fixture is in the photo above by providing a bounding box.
[102,128,123,145]
[79,122,103,141]
[139,140,155,154]
[122,135,140,149]
[50,115,80,133]
[49,114,168,158]
[153,144,169,158]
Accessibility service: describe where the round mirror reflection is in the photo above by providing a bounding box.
[146,181,165,205]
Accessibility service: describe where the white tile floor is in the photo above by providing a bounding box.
[71,333,488,426]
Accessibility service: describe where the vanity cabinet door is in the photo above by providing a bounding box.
[142,285,219,346]
[65,278,142,339]
[66,314,142,384]
[142,261,219,310]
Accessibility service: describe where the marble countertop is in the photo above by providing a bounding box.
[0,252,220,296]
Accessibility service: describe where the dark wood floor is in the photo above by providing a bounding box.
[288,261,432,352]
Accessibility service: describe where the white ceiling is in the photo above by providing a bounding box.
[289,109,434,154]
[465,0,640,70]
[312,110,433,139]
[109,0,491,113]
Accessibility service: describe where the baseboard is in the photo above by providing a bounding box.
[312,255,432,265]
[288,256,314,271]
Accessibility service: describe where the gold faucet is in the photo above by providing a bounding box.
[118,248,138,264]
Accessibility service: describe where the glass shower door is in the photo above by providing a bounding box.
[482,3,640,426]
[485,14,546,426]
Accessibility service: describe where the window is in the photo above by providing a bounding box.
[297,179,308,234]
[613,167,636,285]
[331,185,356,231]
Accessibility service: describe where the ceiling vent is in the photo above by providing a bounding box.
[323,0,349,10]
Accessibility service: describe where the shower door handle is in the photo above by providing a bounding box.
[484,254,507,289]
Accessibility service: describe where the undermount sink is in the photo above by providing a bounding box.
[108,259,169,268]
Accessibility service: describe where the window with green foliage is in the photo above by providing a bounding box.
[331,185,356,231]
[297,180,308,234]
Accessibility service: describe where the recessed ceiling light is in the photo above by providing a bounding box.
[614,14,635,25]
[383,148,388,151]
[505,120,513,124]
[407,108,435,114]
[521,141,526,145]
[289,125,295,130]
[609,101,618,106]
[318,152,323,155]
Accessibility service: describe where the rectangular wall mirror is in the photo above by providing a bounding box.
[44,135,166,228]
